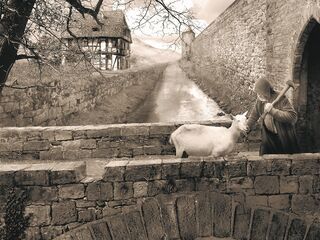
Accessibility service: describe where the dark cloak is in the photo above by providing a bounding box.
[247,93,300,155]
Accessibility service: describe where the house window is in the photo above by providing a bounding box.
[92,27,99,32]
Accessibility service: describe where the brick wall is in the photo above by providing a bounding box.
[0,153,319,239]
[0,122,261,160]
[0,65,166,127]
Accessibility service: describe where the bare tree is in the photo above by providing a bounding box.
[0,0,197,92]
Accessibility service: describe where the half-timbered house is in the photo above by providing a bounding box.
[62,10,132,70]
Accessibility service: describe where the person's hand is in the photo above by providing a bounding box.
[264,103,273,113]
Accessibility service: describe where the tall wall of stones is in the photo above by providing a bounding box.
[266,0,320,89]
[189,0,267,113]
[0,65,166,127]
[0,153,319,239]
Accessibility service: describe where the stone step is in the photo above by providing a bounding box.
[0,161,86,186]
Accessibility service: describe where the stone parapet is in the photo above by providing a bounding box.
[0,121,261,160]
[0,152,319,239]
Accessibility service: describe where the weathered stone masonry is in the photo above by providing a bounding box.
[0,65,166,127]
[0,153,320,239]
[0,121,260,161]
[187,0,320,151]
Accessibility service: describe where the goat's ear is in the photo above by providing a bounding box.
[242,111,248,116]
[230,114,235,120]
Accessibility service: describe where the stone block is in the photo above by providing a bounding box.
[107,215,130,240]
[176,178,195,192]
[92,148,119,158]
[148,180,168,196]
[125,160,162,181]
[287,218,307,240]
[162,162,180,179]
[246,195,268,207]
[73,227,94,240]
[86,182,113,201]
[196,178,220,191]
[76,200,96,208]
[40,148,63,160]
[125,210,148,240]
[176,196,197,240]
[299,175,314,194]
[180,160,203,178]
[90,221,112,240]
[211,193,232,237]
[51,161,86,184]
[233,204,251,240]
[149,125,175,135]
[292,195,320,216]
[113,182,133,200]
[80,139,96,149]
[25,227,42,240]
[280,176,299,194]
[227,177,254,192]
[41,226,64,240]
[58,184,85,199]
[254,176,279,195]
[55,131,73,141]
[226,161,247,178]
[121,126,149,136]
[87,128,121,138]
[267,159,291,175]
[52,201,77,225]
[27,186,58,202]
[143,146,162,155]
[159,200,180,239]
[78,208,95,222]
[15,170,49,186]
[196,192,213,237]
[248,160,267,176]
[268,195,290,210]
[142,198,166,240]
[133,182,148,198]
[0,172,14,186]
[103,160,128,182]
[292,159,319,175]
[268,212,289,240]
[250,209,270,240]
[25,205,51,226]
[23,141,50,151]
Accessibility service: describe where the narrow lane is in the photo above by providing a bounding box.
[127,62,226,123]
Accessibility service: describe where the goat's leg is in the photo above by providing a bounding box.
[175,147,184,158]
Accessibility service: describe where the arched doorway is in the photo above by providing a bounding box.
[294,19,320,152]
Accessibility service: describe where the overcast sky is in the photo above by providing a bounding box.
[192,0,235,23]
[100,0,236,49]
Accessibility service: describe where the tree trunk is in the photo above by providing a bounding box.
[0,0,36,93]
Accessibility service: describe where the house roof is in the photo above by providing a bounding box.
[62,10,132,43]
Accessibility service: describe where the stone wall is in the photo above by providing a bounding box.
[0,153,319,239]
[188,0,267,113]
[0,122,261,160]
[0,65,166,127]
[188,0,320,113]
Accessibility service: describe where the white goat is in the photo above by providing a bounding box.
[169,112,248,158]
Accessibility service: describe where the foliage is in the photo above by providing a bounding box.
[0,187,30,240]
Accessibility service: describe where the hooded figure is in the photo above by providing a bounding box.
[247,78,300,155]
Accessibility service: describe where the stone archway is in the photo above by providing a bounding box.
[293,18,320,152]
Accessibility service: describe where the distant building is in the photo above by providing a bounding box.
[181,27,195,60]
[61,10,132,71]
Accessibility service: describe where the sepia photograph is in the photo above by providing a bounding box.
[0,0,319,239]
